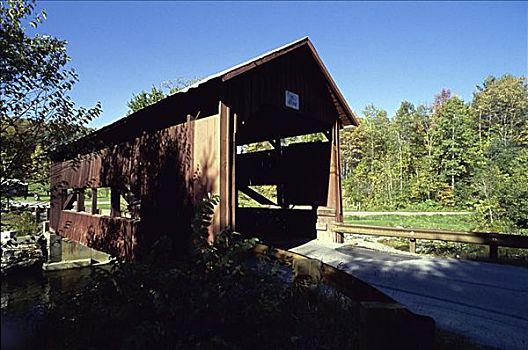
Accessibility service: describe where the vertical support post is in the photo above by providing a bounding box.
[271,139,286,208]
[110,187,121,218]
[60,189,67,208]
[231,113,238,230]
[49,163,62,231]
[317,207,343,243]
[76,188,85,212]
[489,243,498,262]
[219,101,232,230]
[334,121,343,223]
[91,188,98,215]
[317,121,344,243]
[409,238,416,254]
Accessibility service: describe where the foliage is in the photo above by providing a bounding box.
[342,75,527,233]
[1,210,40,235]
[471,75,528,232]
[343,105,399,209]
[126,86,165,115]
[29,195,358,349]
[430,96,477,205]
[1,210,45,275]
[126,78,199,115]
[0,0,101,192]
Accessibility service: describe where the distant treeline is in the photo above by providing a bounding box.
[340,75,527,233]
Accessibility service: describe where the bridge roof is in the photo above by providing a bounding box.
[55,38,358,160]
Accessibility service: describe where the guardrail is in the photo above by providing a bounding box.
[332,223,528,261]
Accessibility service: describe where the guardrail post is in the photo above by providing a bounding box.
[409,238,416,254]
[316,207,343,243]
[489,243,498,262]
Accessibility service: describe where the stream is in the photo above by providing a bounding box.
[1,267,96,350]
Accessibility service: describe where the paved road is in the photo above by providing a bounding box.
[344,211,471,216]
[291,240,528,350]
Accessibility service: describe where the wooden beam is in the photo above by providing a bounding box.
[409,238,416,254]
[334,121,343,222]
[239,185,277,206]
[76,188,85,212]
[325,121,341,220]
[63,191,76,210]
[110,187,121,218]
[91,188,98,215]
[219,101,231,230]
[489,244,498,261]
[332,224,528,250]
[231,112,237,229]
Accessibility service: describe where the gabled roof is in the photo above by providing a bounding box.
[87,37,359,145]
[176,37,359,126]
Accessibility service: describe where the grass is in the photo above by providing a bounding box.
[344,214,528,266]
[344,214,475,232]
[0,211,40,236]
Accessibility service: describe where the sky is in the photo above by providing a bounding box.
[32,1,527,129]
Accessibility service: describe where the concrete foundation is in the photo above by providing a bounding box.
[43,228,112,271]
[316,207,343,243]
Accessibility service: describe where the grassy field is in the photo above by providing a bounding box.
[343,213,528,266]
[344,214,475,232]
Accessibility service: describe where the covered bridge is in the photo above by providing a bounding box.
[49,37,359,259]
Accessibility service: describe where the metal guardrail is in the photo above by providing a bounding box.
[332,223,528,261]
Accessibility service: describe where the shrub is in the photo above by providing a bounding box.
[30,195,358,349]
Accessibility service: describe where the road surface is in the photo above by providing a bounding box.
[291,240,528,350]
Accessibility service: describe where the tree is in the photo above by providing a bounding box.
[392,101,429,201]
[126,86,165,115]
[126,78,199,115]
[430,96,477,205]
[343,105,398,209]
[0,0,101,192]
[471,75,528,231]
[408,104,438,202]
[473,75,528,147]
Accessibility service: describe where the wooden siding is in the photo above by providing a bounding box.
[51,113,222,257]
[58,210,138,259]
[224,46,340,145]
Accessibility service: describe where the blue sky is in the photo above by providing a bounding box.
[34,1,527,128]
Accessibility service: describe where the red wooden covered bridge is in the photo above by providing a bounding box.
[49,37,359,259]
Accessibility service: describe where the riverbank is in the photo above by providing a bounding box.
[1,236,45,276]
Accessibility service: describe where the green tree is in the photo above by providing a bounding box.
[126,78,199,115]
[471,75,528,232]
[473,75,528,147]
[0,0,101,191]
[392,101,429,203]
[126,86,165,115]
[430,96,477,205]
[408,104,438,202]
[344,105,398,209]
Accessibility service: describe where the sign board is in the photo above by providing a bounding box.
[285,90,300,110]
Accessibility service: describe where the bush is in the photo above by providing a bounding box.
[1,210,40,236]
[30,196,358,349]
